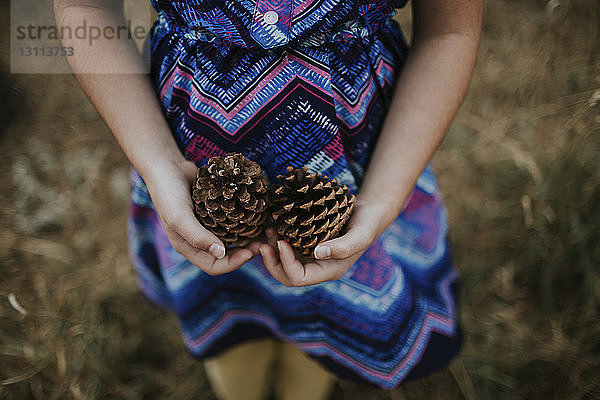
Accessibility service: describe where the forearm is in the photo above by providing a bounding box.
[54,1,185,181]
[358,1,482,236]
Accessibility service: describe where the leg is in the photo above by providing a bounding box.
[203,338,277,400]
[275,342,335,400]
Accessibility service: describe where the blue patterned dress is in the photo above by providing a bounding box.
[128,0,462,389]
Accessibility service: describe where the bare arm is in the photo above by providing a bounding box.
[261,0,483,286]
[356,0,483,235]
[54,0,260,273]
[53,0,183,176]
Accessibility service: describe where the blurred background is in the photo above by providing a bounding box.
[1,0,598,399]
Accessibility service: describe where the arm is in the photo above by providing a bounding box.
[54,0,260,273]
[260,0,483,286]
[354,0,483,235]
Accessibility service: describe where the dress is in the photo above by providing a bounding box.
[128,0,462,389]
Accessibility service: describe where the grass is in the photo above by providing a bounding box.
[1,0,599,399]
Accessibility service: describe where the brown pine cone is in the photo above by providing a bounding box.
[192,153,269,247]
[270,166,356,257]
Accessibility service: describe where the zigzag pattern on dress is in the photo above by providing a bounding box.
[131,0,462,389]
[150,8,407,184]
[128,166,459,388]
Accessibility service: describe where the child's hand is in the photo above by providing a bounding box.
[144,159,261,275]
[258,200,389,286]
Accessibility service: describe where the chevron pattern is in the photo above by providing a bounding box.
[129,0,462,389]
[150,7,408,184]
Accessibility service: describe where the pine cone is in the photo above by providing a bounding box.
[270,166,356,257]
[192,153,269,247]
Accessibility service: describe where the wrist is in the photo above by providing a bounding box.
[137,153,196,188]
[354,195,402,239]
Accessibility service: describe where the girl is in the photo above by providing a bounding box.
[54,0,482,398]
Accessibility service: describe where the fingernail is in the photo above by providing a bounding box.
[209,243,225,259]
[276,240,283,253]
[314,245,331,260]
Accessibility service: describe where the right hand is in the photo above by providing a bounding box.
[142,158,262,275]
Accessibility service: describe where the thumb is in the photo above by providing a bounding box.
[313,225,372,260]
[166,211,226,259]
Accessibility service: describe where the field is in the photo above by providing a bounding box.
[1,0,599,399]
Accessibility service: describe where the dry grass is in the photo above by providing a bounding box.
[1,0,599,399]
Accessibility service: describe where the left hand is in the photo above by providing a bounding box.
[258,199,391,287]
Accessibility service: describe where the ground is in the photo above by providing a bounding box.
[0,0,599,399]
